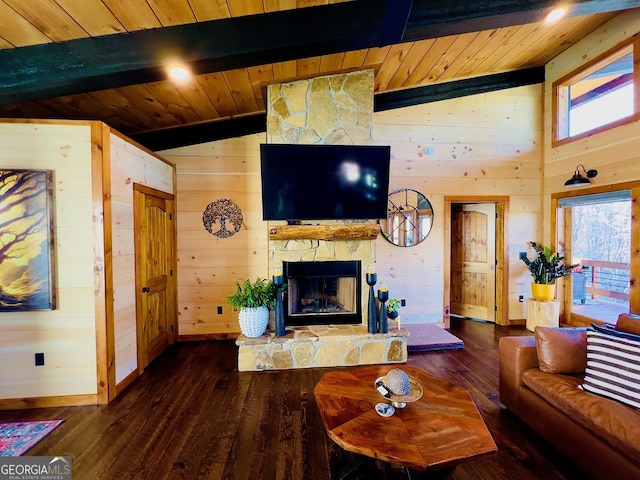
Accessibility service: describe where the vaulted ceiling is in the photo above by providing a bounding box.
[0,0,639,150]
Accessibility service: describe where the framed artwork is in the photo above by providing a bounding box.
[0,170,55,311]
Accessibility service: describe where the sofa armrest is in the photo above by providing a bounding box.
[499,336,538,410]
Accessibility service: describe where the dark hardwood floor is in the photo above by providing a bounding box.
[0,318,588,479]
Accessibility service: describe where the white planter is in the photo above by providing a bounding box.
[238,306,269,337]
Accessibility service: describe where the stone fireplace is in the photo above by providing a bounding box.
[235,69,407,371]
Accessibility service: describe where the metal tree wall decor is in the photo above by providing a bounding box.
[202,199,243,238]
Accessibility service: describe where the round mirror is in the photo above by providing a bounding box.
[380,189,433,247]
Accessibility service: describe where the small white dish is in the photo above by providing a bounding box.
[375,402,395,417]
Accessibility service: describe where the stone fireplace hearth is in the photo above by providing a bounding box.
[236,322,407,371]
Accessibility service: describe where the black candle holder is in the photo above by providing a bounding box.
[366,270,377,334]
[378,288,389,334]
[273,273,285,336]
[378,287,389,333]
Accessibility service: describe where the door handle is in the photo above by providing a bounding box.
[142,286,150,293]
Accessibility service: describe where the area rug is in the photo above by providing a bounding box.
[0,420,64,456]
[404,323,464,352]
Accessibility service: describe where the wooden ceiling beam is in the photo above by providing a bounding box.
[374,66,545,112]
[131,67,545,151]
[130,114,267,152]
[1,0,635,107]
[0,0,410,105]
[405,0,640,40]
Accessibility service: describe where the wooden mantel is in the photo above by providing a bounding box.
[268,224,380,241]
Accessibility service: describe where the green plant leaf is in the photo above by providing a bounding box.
[225,277,276,310]
[519,241,579,284]
[386,298,401,312]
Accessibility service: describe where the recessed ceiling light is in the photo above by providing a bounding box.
[169,65,190,81]
[545,7,567,24]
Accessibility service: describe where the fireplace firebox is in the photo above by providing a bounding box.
[283,260,362,326]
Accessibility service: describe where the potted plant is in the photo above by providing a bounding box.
[519,242,578,301]
[225,277,276,337]
[386,298,401,319]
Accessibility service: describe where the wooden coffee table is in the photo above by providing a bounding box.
[314,365,496,475]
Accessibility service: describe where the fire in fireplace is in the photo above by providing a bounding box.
[283,260,362,326]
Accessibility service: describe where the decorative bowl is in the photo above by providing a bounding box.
[374,375,423,408]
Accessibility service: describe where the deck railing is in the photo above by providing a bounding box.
[580,259,630,302]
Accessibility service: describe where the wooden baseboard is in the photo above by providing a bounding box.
[0,393,98,410]
[178,333,240,341]
[114,369,139,398]
[506,318,526,326]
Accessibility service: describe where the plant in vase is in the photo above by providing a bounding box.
[386,298,401,319]
[225,277,276,337]
[519,242,578,301]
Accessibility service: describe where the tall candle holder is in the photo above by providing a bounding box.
[378,283,389,334]
[366,265,378,334]
[273,265,285,336]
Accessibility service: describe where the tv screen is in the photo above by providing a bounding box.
[260,144,390,221]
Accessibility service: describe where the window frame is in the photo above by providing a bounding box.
[551,181,640,326]
[552,37,640,147]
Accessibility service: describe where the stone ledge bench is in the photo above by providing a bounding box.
[236,322,408,372]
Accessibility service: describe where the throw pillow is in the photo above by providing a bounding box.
[616,313,640,335]
[593,322,640,341]
[535,327,587,374]
[581,324,640,410]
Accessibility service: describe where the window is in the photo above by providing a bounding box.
[553,184,640,327]
[558,191,631,324]
[553,41,638,145]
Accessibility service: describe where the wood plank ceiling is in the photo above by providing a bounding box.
[0,0,637,150]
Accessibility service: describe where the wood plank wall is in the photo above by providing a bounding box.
[543,10,640,323]
[163,84,542,335]
[108,131,175,384]
[0,120,176,406]
[162,135,268,338]
[373,86,542,324]
[544,9,640,231]
[0,121,98,402]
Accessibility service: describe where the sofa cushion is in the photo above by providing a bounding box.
[535,327,587,374]
[581,324,640,410]
[616,313,640,335]
[522,369,640,462]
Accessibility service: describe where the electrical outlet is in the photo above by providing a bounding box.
[401,299,406,307]
[519,295,524,303]
[35,353,44,366]
[217,306,223,314]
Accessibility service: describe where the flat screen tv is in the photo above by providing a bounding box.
[260,144,390,221]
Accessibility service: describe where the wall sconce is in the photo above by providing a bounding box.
[564,164,598,187]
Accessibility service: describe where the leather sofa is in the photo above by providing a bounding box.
[499,313,640,479]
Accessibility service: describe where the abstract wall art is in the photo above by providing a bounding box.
[0,170,55,311]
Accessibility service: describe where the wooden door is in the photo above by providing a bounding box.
[134,185,176,371]
[450,203,496,322]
